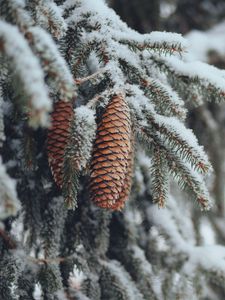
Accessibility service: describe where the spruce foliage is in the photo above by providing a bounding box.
[1,0,225,299]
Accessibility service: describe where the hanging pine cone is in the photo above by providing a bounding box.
[47,100,73,188]
[90,94,132,210]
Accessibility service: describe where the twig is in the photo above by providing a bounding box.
[75,68,106,85]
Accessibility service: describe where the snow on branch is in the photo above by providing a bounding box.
[127,92,211,209]
[0,0,32,30]
[62,106,96,209]
[119,31,187,55]
[137,126,211,210]
[99,259,144,300]
[121,60,186,119]
[2,0,225,298]
[0,91,5,147]
[32,0,67,39]
[0,21,51,127]
[62,0,222,213]
[0,157,20,219]
[164,151,211,210]
[69,106,96,172]
[26,26,75,102]
[151,115,211,174]
[150,55,225,105]
[67,0,187,55]
[148,200,225,286]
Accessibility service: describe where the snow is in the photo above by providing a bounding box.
[35,0,67,38]
[29,26,75,100]
[160,2,176,18]
[125,210,143,226]
[0,157,21,219]
[104,61,126,89]
[199,218,216,245]
[0,21,51,127]
[152,79,185,109]
[7,0,32,27]
[154,114,212,172]
[67,0,187,55]
[149,226,169,252]
[0,93,5,146]
[186,21,225,62]
[1,0,225,296]
[184,245,225,276]
[66,0,129,33]
[142,31,187,49]
[149,201,189,253]
[71,106,96,171]
[126,84,156,116]
[165,56,225,92]
[11,215,24,242]
[148,197,225,280]
[129,245,162,297]
[75,106,95,124]
[100,259,144,300]
[33,283,42,300]
[14,0,26,5]
[69,265,85,290]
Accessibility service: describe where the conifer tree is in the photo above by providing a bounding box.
[1,0,225,299]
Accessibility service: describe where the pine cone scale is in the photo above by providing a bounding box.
[110,137,134,210]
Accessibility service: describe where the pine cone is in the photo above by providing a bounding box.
[47,100,73,188]
[90,94,132,210]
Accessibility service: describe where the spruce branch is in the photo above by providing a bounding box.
[0,20,51,127]
[146,115,211,174]
[151,146,169,208]
[26,26,76,102]
[0,90,5,147]
[62,157,79,210]
[0,252,23,299]
[150,55,225,105]
[38,263,63,299]
[67,1,187,56]
[2,0,225,297]
[119,35,185,55]
[121,60,186,119]
[99,259,144,300]
[41,196,67,258]
[61,105,96,209]
[75,69,107,86]
[68,106,96,172]
[149,204,225,288]
[71,40,99,77]
[0,0,32,31]
[119,245,160,300]
[163,148,211,210]
[136,126,211,210]
[20,125,37,171]
[30,0,67,39]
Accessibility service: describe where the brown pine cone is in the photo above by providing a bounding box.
[90,94,132,210]
[47,100,73,188]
